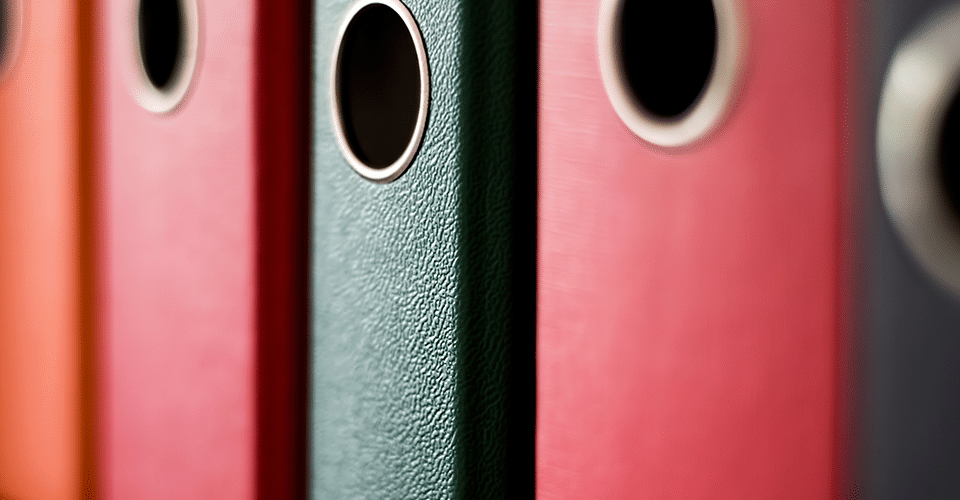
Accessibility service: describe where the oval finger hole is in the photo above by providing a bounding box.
[598,0,747,148]
[331,0,429,183]
[878,3,960,296]
[0,0,22,81]
[132,0,199,113]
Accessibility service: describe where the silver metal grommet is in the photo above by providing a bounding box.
[330,0,430,184]
[0,0,23,82]
[597,0,748,149]
[130,0,200,114]
[878,2,960,296]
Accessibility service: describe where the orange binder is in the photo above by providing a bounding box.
[0,0,96,498]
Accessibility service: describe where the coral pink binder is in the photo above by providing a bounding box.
[99,0,305,497]
[0,0,95,498]
[537,0,855,498]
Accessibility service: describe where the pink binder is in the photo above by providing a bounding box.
[537,0,856,498]
[99,0,305,497]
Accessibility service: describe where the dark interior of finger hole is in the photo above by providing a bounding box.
[618,0,717,120]
[938,86,960,221]
[0,0,9,71]
[139,0,184,91]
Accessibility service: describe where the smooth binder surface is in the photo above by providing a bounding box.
[537,0,853,498]
[0,0,94,498]
[100,0,306,497]
[310,0,536,497]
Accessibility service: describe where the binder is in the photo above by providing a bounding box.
[310,0,536,496]
[867,1,960,496]
[99,0,306,497]
[0,0,95,498]
[537,0,854,497]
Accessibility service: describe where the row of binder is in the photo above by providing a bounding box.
[2,0,960,498]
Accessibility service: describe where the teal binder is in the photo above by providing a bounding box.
[310,0,536,497]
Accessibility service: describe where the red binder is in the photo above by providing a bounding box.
[537,0,854,498]
[99,0,305,497]
[0,0,95,498]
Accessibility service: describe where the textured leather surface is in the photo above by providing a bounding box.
[311,0,536,498]
[863,0,960,497]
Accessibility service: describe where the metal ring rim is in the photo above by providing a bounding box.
[878,3,960,296]
[597,0,748,149]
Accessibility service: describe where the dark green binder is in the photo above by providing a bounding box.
[310,0,536,497]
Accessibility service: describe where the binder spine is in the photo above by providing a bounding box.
[864,0,960,497]
[455,0,536,495]
[311,0,535,497]
[254,0,310,497]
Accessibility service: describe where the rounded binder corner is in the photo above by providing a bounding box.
[878,2,960,297]
[0,0,24,82]
[130,0,201,114]
[330,0,430,184]
[597,0,748,149]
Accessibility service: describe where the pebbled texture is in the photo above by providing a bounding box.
[311,0,536,498]
[863,0,960,497]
